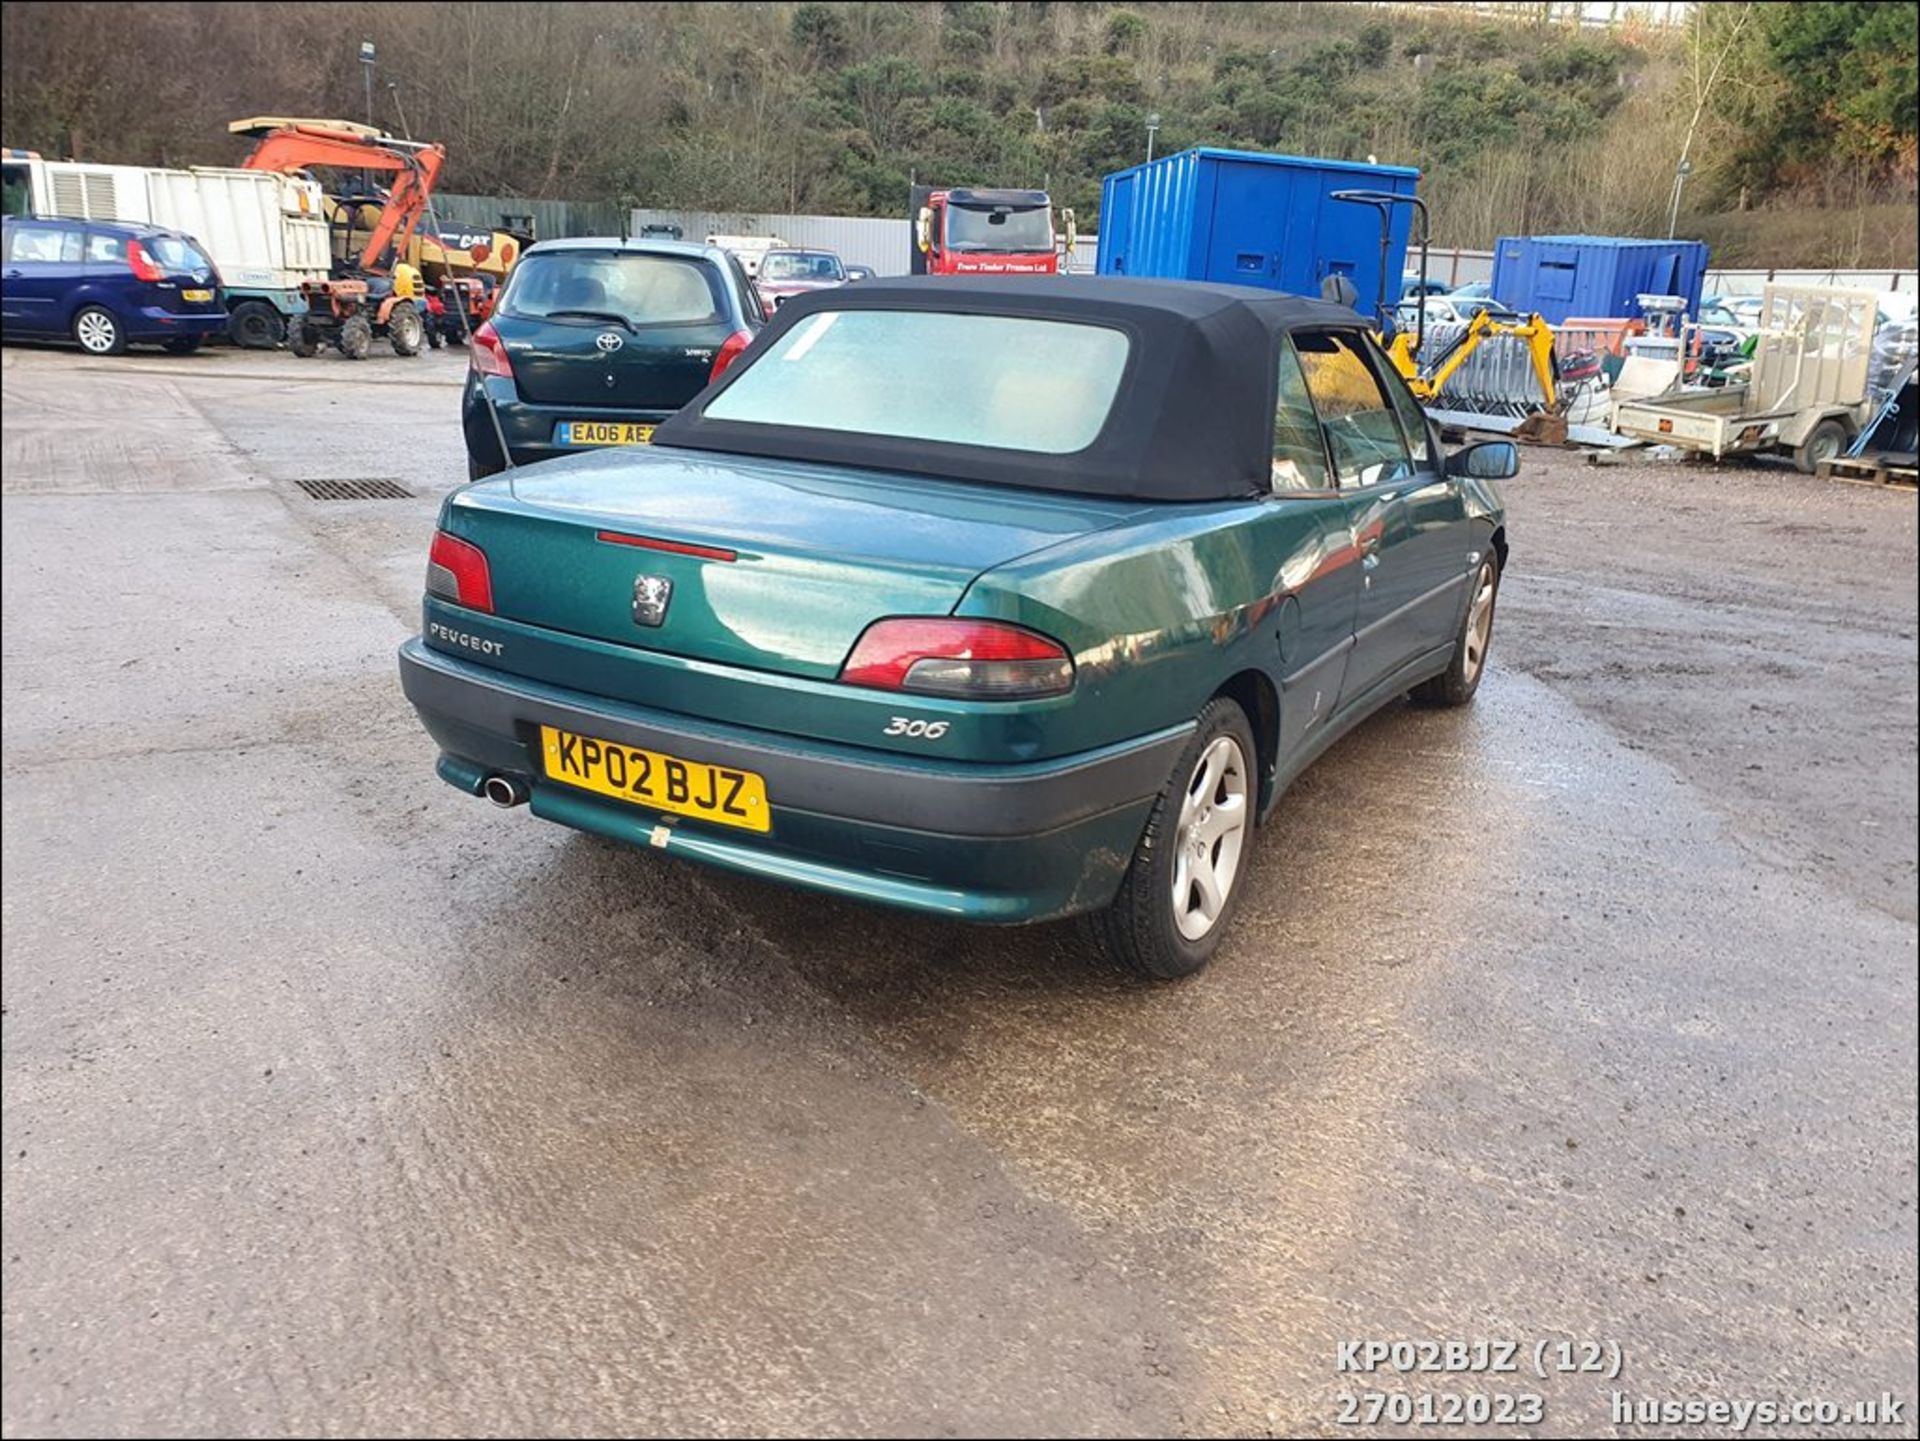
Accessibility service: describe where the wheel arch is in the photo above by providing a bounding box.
[1489,523,1509,571]
[1212,668,1280,815]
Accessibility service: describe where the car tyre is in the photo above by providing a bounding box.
[288,321,322,358]
[387,302,424,357]
[1091,697,1258,980]
[1411,553,1499,707]
[1792,418,1847,475]
[161,336,204,355]
[228,300,286,350]
[337,314,374,360]
[72,305,126,356]
[467,452,503,482]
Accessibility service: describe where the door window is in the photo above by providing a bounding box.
[1370,337,1433,465]
[1294,330,1416,489]
[1269,337,1332,492]
[7,222,82,264]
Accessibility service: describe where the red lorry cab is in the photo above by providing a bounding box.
[910,186,1074,277]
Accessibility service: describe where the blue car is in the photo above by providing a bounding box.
[1,216,227,356]
[462,238,764,480]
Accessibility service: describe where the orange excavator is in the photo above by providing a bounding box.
[230,117,444,358]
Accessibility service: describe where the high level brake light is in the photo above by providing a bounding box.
[469,320,514,379]
[426,530,494,613]
[840,618,1074,700]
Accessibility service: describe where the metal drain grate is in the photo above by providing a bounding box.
[296,478,415,501]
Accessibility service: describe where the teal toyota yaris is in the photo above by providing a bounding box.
[400,276,1515,977]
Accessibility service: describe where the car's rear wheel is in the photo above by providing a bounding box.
[1412,553,1499,707]
[1091,697,1257,980]
[72,305,125,356]
[228,300,286,350]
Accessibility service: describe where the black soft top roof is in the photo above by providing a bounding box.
[651,275,1370,502]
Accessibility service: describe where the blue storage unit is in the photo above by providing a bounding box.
[1490,235,1709,324]
[1097,147,1421,318]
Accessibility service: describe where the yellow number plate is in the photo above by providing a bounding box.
[182,289,213,302]
[540,725,769,832]
[557,420,653,446]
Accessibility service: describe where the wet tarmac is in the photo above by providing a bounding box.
[3,345,1915,1436]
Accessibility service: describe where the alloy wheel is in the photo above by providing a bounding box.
[76,311,117,353]
[1171,734,1250,941]
[1463,560,1497,683]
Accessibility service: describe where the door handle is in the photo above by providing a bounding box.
[1358,532,1382,554]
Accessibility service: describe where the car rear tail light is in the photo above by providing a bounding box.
[126,239,164,282]
[710,329,753,384]
[840,618,1074,700]
[426,530,494,613]
[469,320,513,379]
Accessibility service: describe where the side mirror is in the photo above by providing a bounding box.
[1320,273,1360,311]
[915,206,933,254]
[1447,440,1519,480]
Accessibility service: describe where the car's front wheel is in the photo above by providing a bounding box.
[72,305,125,356]
[1412,553,1499,707]
[1092,697,1257,980]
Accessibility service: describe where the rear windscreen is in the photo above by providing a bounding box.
[503,252,723,327]
[703,309,1130,455]
[761,252,843,282]
[149,235,211,272]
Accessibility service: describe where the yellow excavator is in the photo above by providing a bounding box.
[1332,189,1564,440]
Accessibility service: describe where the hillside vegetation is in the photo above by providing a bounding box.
[2,1,1914,265]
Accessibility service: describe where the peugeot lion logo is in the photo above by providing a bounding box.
[632,574,673,627]
[596,330,624,354]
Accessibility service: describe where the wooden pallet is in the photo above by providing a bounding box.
[1816,456,1918,489]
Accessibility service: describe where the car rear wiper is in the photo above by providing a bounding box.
[544,308,634,330]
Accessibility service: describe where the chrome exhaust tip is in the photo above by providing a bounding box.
[483,775,528,809]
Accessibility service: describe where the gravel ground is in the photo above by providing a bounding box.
[2,344,1914,1438]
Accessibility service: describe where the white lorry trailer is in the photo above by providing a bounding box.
[1,152,331,346]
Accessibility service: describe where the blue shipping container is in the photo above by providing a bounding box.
[1490,235,1709,324]
[1097,147,1421,321]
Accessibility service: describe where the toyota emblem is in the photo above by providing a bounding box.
[596,330,624,354]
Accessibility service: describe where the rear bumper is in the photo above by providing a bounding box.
[462,375,676,471]
[398,638,1185,922]
[129,305,229,340]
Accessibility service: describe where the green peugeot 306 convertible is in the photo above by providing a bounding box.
[399,275,1515,977]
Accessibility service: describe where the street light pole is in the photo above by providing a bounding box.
[359,40,377,128]
[1667,156,1692,239]
[1146,112,1161,165]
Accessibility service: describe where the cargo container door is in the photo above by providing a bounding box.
[1204,159,1298,293]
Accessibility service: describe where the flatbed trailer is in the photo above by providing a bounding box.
[1611,284,1877,473]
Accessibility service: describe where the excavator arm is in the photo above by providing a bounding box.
[237,123,445,276]
[1393,310,1559,412]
